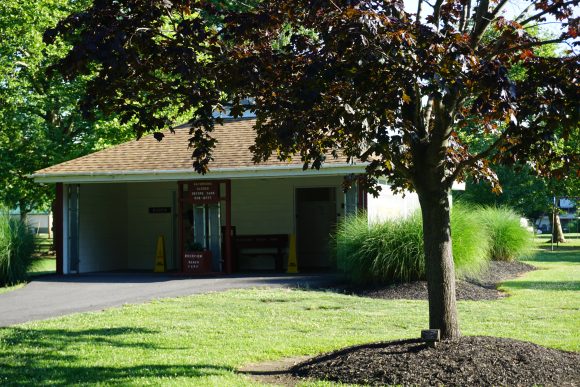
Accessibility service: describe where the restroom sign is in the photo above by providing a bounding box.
[190,182,220,203]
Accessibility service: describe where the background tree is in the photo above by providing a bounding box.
[456,32,579,241]
[0,0,133,220]
[46,0,579,339]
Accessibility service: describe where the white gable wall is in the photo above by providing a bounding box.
[367,182,420,223]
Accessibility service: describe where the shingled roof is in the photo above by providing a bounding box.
[33,118,361,183]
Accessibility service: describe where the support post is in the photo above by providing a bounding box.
[54,183,64,275]
[225,180,233,274]
[178,182,184,273]
[357,177,367,211]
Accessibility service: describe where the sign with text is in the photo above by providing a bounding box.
[183,251,212,273]
[149,207,171,214]
[190,182,220,203]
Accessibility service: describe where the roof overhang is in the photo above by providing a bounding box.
[31,163,366,184]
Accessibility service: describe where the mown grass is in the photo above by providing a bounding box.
[0,239,578,386]
[28,258,56,276]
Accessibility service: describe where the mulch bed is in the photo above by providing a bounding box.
[343,260,536,301]
[291,336,580,386]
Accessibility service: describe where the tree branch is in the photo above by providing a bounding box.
[493,37,567,57]
[459,0,472,32]
[444,131,508,186]
[519,0,578,26]
[432,0,445,31]
[417,0,423,22]
[471,0,510,46]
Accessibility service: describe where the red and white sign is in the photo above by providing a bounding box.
[190,182,220,203]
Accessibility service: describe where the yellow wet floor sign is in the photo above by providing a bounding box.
[287,234,298,274]
[154,235,165,273]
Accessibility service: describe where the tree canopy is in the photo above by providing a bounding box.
[45,0,579,338]
[0,0,133,216]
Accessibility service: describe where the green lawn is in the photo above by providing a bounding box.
[0,243,578,386]
[28,258,56,276]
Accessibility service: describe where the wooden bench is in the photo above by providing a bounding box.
[233,234,289,272]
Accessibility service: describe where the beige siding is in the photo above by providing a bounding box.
[231,176,345,235]
[126,182,177,270]
[78,184,128,272]
[231,176,344,270]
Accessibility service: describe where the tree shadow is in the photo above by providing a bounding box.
[528,248,580,263]
[1,327,162,350]
[0,327,234,385]
[1,363,233,385]
[501,280,580,291]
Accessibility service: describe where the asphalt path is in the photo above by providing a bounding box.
[0,273,337,327]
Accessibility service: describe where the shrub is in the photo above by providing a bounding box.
[0,209,35,286]
[335,212,424,285]
[451,203,491,278]
[335,204,490,285]
[474,206,533,261]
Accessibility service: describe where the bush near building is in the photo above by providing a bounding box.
[0,209,35,286]
[335,204,531,285]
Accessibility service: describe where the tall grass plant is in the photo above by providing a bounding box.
[335,204,490,284]
[0,209,35,286]
[474,206,533,261]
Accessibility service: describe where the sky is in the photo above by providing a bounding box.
[403,0,580,36]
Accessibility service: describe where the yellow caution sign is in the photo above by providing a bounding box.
[154,235,165,273]
[287,234,298,274]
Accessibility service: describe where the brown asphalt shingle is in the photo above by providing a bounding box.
[34,118,350,176]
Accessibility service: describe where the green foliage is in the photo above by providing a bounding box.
[0,209,35,286]
[335,205,490,285]
[475,206,534,262]
[455,164,551,220]
[0,0,134,213]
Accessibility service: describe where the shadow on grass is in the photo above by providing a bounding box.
[0,326,234,384]
[1,327,162,350]
[527,249,580,263]
[501,280,580,291]
[0,363,233,385]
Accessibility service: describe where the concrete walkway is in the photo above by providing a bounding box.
[0,273,337,327]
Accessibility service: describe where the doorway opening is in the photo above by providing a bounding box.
[295,187,337,270]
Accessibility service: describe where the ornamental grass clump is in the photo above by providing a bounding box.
[450,203,491,279]
[335,212,424,285]
[0,209,35,286]
[474,206,534,261]
[335,204,490,285]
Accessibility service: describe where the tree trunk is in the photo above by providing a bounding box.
[417,188,461,340]
[19,199,29,225]
[551,210,566,243]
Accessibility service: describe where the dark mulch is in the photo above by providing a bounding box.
[292,336,580,386]
[344,261,535,301]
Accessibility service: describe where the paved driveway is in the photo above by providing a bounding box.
[0,273,337,327]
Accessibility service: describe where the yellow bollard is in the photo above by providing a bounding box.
[287,234,298,274]
[154,235,165,273]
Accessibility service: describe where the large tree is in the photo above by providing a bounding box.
[45,0,579,338]
[0,0,133,219]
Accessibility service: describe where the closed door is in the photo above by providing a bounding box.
[296,187,337,269]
